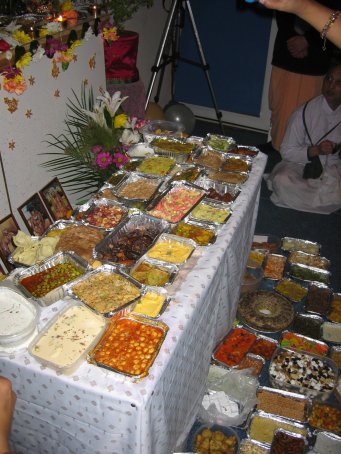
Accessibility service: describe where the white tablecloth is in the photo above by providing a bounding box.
[1,153,267,454]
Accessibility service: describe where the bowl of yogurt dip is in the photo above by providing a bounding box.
[0,286,39,353]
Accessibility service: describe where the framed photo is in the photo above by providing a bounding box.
[0,214,20,272]
[18,193,52,237]
[39,177,73,221]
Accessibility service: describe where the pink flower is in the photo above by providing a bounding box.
[96,152,113,170]
[112,152,129,169]
[91,144,104,154]
[135,118,146,129]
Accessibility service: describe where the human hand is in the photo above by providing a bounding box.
[0,377,16,454]
[318,140,335,155]
[259,0,305,14]
[287,35,308,58]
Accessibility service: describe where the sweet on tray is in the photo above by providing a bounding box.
[89,316,168,378]
[130,260,175,286]
[309,401,341,435]
[70,269,141,316]
[237,291,294,332]
[269,348,337,398]
[274,278,308,303]
[256,387,309,423]
[212,327,256,367]
[190,200,231,224]
[171,221,216,246]
[148,184,205,223]
[146,234,195,265]
[137,156,175,175]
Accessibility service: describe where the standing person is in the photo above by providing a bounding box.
[0,376,16,454]
[259,0,341,49]
[266,61,341,214]
[264,0,338,153]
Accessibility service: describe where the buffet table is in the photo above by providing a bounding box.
[1,152,267,454]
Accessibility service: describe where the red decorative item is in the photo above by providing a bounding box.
[104,31,139,83]
[0,39,10,52]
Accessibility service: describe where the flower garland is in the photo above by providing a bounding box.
[0,15,86,95]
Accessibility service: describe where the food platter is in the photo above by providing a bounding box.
[237,290,295,332]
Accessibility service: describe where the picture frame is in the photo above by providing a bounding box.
[39,177,73,221]
[0,214,20,272]
[18,193,53,237]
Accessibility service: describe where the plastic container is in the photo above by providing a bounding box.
[308,400,341,435]
[248,411,308,445]
[88,314,168,378]
[239,439,270,453]
[256,386,310,423]
[14,251,90,307]
[237,291,295,333]
[67,264,142,317]
[281,237,321,255]
[93,213,169,268]
[147,181,206,223]
[269,347,338,399]
[240,267,264,294]
[132,286,170,319]
[221,154,252,173]
[270,429,307,454]
[204,133,236,152]
[252,234,281,253]
[313,431,341,454]
[145,233,196,266]
[140,120,184,142]
[28,301,107,373]
[0,286,39,353]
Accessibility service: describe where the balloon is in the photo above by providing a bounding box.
[145,102,166,120]
[164,102,196,134]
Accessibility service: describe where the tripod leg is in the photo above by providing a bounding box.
[145,0,180,110]
[185,0,224,134]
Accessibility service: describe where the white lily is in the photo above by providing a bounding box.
[120,128,140,145]
[0,32,19,48]
[82,102,106,127]
[5,21,21,33]
[97,90,129,118]
[32,46,45,63]
[126,116,138,129]
[45,22,63,34]
[84,27,93,41]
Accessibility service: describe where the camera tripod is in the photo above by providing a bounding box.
[145,0,224,134]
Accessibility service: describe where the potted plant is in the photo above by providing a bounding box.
[107,0,154,33]
[103,0,154,83]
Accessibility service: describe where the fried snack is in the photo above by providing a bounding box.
[194,428,238,454]
[54,225,104,261]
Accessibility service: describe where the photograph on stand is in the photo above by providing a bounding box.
[18,193,52,237]
[39,177,73,221]
[0,262,5,280]
[0,214,20,272]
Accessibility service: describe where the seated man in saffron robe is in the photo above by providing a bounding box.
[266,60,341,214]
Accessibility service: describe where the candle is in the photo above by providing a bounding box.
[57,15,63,22]
[93,5,97,19]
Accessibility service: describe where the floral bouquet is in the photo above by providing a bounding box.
[42,83,143,199]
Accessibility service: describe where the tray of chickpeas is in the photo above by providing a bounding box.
[87,314,168,378]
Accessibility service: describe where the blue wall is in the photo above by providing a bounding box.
[174,1,272,117]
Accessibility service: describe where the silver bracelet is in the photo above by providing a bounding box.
[320,10,341,51]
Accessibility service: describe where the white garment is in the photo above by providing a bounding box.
[267,95,341,214]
